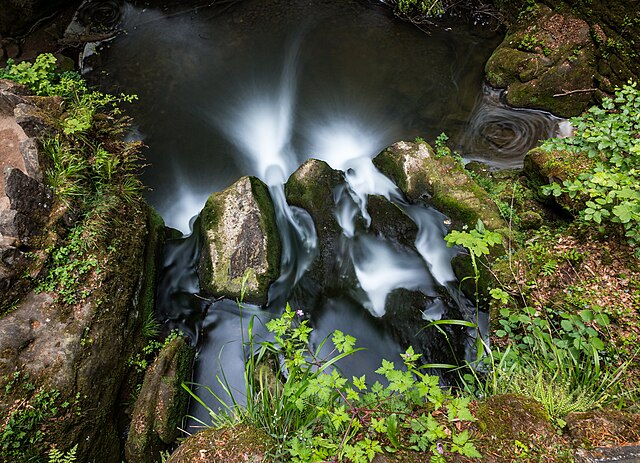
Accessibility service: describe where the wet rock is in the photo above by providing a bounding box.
[367,195,418,248]
[284,159,346,292]
[166,424,269,463]
[373,141,505,231]
[199,176,280,304]
[125,336,195,463]
[485,5,596,117]
[575,445,640,463]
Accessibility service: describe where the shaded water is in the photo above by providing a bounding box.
[83,0,564,429]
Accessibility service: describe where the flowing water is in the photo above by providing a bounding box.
[81,0,565,429]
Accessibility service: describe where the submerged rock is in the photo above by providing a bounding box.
[125,336,195,463]
[198,176,280,304]
[373,141,505,231]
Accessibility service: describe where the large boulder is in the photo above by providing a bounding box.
[0,204,155,463]
[198,176,281,304]
[125,336,195,463]
[373,141,505,231]
[486,1,640,117]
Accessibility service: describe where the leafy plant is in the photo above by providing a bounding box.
[37,226,98,305]
[395,0,445,17]
[0,388,77,462]
[185,305,482,463]
[48,445,77,463]
[445,219,502,301]
[541,81,640,251]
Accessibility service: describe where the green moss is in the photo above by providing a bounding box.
[476,394,551,440]
[372,150,409,193]
[138,206,165,322]
[249,177,281,291]
[167,424,270,463]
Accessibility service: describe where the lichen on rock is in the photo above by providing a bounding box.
[198,176,281,304]
[373,140,505,232]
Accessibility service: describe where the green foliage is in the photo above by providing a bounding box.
[37,226,98,305]
[445,220,502,258]
[541,81,640,250]
[0,388,79,462]
[445,220,502,300]
[128,330,181,374]
[1,53,137,136]
[48,445,77,463]
[187,305,481,463]
[395,0,445,16]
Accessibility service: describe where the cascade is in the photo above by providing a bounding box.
[84,0,568,430]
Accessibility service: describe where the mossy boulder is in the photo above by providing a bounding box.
[485,4,597,117]
[373,141,505,232]
[125,336,195,463]
[523,146,595,212]
[166,423,270,463]
[198,176,281,304]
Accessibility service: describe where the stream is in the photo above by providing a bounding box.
[81,0,565,430]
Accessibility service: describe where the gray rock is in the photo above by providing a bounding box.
[4,167,52,241]
[14,103,49,138]
[19,138,42,181]
[198,176,280,304]
[0,81,27,115]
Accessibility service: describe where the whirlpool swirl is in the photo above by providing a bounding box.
[460,85,567,169]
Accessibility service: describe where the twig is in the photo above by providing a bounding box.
[553,88,598,97]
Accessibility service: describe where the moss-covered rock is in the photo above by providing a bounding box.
[125,336,195,463]
[0,201,153,463]
[166,424,270,463]
[485,4,597,117]
[198,176,281,304]
[473,394,573,461]
[373,141,505,232]
[523,146,595,212]
[476,394,551,439]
